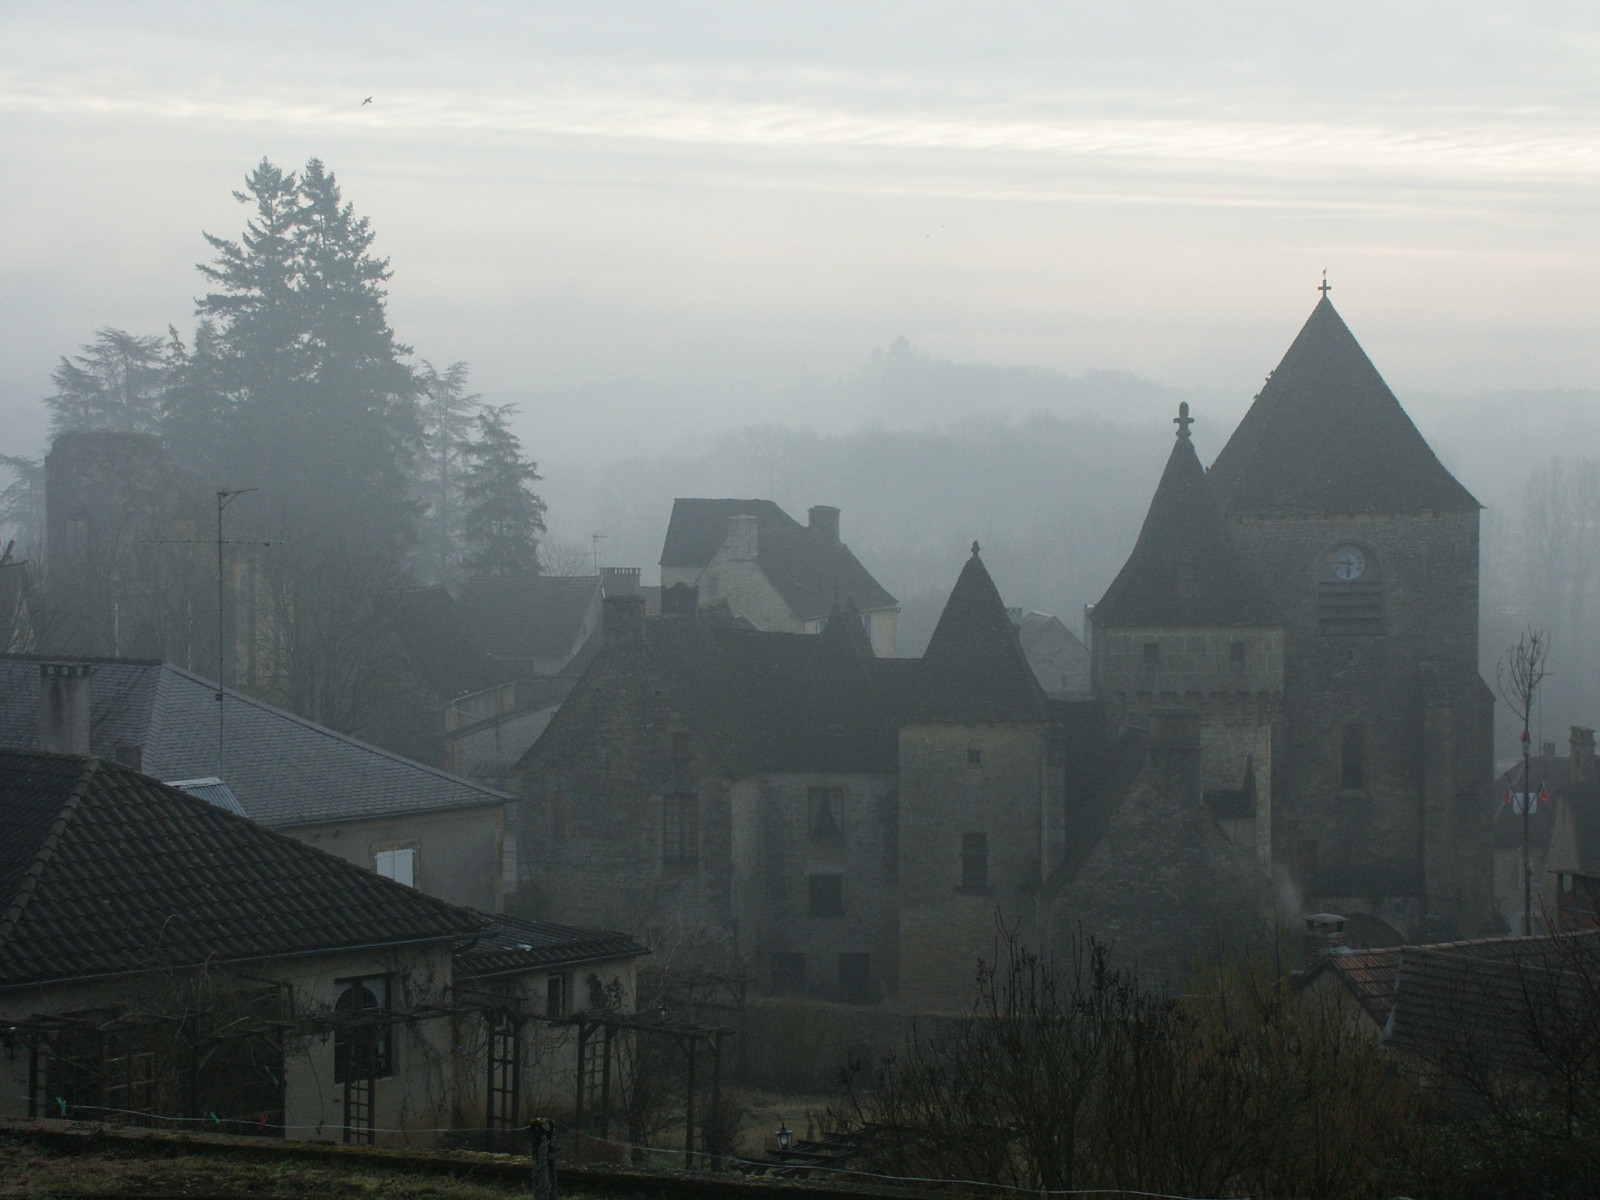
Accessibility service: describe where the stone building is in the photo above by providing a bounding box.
[659,498,900,656]
[512,549,1095,1012]
[1092,295,1495,940]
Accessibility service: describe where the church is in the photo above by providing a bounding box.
[1090,292,1495,943]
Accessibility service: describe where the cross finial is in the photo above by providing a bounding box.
[1173,401,1194,440]
[971,540,981,557]
[1318,269,1331,298]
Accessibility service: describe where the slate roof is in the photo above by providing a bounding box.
[0,750,486,990]
[1094,416,1281,629]
[754,525,898,619]
[659,499,799,569]
[455,913,648,981]
[916,547,1046,723]
[456,574,603,663]
[1306,931,1600,1069]
[1207,298,1479,517]
[0,656,510,828]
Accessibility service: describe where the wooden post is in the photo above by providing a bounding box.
[484,1010,496,1150]
[572,1022,588,1159]
[599,1024,613,1140]
[683,1035,697,1171]
[709,1031,724,1169]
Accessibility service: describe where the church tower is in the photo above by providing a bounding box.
[1206,293,1492,939]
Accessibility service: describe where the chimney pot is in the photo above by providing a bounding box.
[600,566,641,595]
[807,505,840,542]
[1304,912,1349,971]
[40,662,92,756]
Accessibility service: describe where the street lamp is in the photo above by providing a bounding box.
[775,1120,793,1152]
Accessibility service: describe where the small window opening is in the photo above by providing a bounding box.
[1341,724,1365,790]
[1142,641,1161,667]
[374,847,416,888]
[808,786,844,840]
[663,793,699,865]
[546,974,567,1016]
[961,832,989,892]
[967,746,983,768]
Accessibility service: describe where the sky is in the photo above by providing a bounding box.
[2,1,1599,465]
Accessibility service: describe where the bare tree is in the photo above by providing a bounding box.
[1499,627,1552,935]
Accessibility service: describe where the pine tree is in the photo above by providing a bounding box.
[460,405,546,577]
[415,360,480,585]
[44,328,173,435]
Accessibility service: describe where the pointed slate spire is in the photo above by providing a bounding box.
[1208,297,1478,516]
[1094,406,1280,628]
[918,548,1046,722]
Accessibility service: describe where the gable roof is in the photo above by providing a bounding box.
[1094,414,1281,628]
[1207,298,1479,517]
[0,750,486,990]
[1307,931,1600,1069]
[754,526,898,619]
[455,913,648,981]
[659,499,800,569]
[917,546,1046,723]
[456,574,603,663]
[0,656,510,828]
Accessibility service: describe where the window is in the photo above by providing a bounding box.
[967,747,983,769]
[1341,724,1365,790]
[334,976,391,1082]
[838,953,872,1005]
[961,833,989,892]
[671,732,690,762]
[663,793,698,865]
[808,786,843,840]
[374,847,415,887]
[771,953,806,996]
[1229,641,1247,665]
[808,874,844,917]
[1142,641,1161,667]
[546,974,568,1016]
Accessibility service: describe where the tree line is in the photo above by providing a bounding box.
[0,157,546,737]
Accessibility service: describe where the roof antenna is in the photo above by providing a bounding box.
[1174,401,1194,440]
[1318,269,1332,298]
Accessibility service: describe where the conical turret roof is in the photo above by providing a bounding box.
[1094,405,1280,629]
[1207,297,1478,517]
[917,545,1046,723]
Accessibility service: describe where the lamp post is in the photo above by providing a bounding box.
[775,1120,793,1153]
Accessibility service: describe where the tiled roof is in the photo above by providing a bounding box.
[1093,421,1280,629]
[1208,298,1479,517]
[0,750,486,990]
[755,526,897,619]
[0,656,510,828]
[455,913,648,980]
[456,574,603,662]
[1307,931,1600,1069]
[659,499,799,569]
[916,548,1046,723]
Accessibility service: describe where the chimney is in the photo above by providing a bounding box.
[725,514,759,561]
[1304,913,1349,970]
[600,566,641,595]
[602,593,646,642]
[661,582,699,618]
[1572,726,1596,784]
[40,662,92,756]
[1006,606,1024,628]
[807,505,840,542]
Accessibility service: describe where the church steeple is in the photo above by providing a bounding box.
[1207,296,1478,517]
[1092,404,1279,630]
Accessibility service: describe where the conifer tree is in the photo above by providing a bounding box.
[44,328,175,435]
[460,404,546,577]
[415,360,480,585]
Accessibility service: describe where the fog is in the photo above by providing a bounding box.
[3,3,1599,744]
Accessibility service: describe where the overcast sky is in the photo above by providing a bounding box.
[3,2,1597,462]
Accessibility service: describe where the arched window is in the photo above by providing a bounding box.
[333,976,391,1083]
[1341,724,1365,790]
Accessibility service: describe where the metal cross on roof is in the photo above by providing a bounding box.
[1319,270,1332,297]
[1174,401,1194,439]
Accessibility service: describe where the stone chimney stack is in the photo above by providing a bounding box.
[600,566,641,595]
[602,593,646,642]
[725,514,759,561]
[40,662,92,756]
[808,505,840,542]
[1572,726,1596,784]
[1304,913,1349,970]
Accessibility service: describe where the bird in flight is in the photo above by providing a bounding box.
[362,96,373,105]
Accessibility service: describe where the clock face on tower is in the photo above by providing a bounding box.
[1331,545,1367,581]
